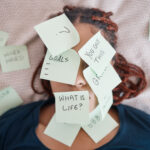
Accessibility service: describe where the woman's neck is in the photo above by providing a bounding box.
[36,103,120,150]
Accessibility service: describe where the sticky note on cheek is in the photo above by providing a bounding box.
[0,45,30,72]
[34,14,80,56]
[0,31,9,46]
[78,31,116,75]
[0,87,23,116]
[54,91,89,124]
[83,65,121,98]
[97,91,113,121]
[82,109,118,143]
[44,114,80,147]
[40,49,80,85]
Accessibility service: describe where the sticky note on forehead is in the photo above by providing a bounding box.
[0,31,9,46]
[54,91,89,124]
[78,31,116,75]
[40,49,80,85]
[34,14,80,56]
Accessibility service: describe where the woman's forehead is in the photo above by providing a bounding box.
[72,23,99,53]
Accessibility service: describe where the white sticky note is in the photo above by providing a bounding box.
[78,31,116,75]
[0,31,9,46]
[83,64,121,98]
[34,13,80,56]
[44,114,81,147]
[0,87,23,116]
[0,45,30,72]
[54,91,89,124]
[82,109,118,143]
[40,49,80,85]
[97,91,113,121]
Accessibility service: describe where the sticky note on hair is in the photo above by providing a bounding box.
[83,64,121,98]
[78,31,116,75]
[34,13,80,56]
[54,91,89,124]
[0,87,23,116]
[82,109,118,143]
[0,45,30,72]
[40,49,80,85]
[97,91,113,121]
[0,31,9,46]
[44,114,80,147]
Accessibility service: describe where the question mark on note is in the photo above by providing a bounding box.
[79,103,83,110]
[56,26,70,35]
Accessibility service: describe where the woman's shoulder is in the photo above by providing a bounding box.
[116,104,150,130]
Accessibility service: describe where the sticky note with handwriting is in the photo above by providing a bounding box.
[34,13,80,56]
[40,49,80,85]
[54,91,89,124]
[97,91,113,121]
[83,64,121,98]
[0,45,30,72]
[78,31,116,75]
[44,114,81,147]
[0,31,9,46]
[0,87,23,116]
[82,109,118,143]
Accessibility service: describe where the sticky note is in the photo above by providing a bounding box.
[78,31,116,75]
[0,45,30,72]
[54,91,89,124]
[0,31,9,46]
[44,114,81,147]
[34,14,80,56]
[82,109,118,143]
[0,87,23,116]
[40,49,80,85]
[83,64,121,98]
[97,91,113,121]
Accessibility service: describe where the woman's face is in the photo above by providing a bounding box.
[50,22,100,112]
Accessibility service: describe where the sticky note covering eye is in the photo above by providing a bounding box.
[54,91,89,124]
[40,49,80,85]
[0,31,9,46]
[78,31,116,75]
[0,45,30,72]
[44,114,81,147]
[0,87,23,116]
[34,14,80,56]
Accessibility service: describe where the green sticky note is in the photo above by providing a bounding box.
[0,45,30,72]
[0,87,23,116]
[0,31,9,46]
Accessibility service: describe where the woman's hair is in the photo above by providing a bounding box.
[31,5,147,105]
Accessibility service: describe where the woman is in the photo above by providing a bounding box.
[0,6,150,150]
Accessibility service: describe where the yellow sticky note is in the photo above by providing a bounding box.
[0,31,9,46]
[0,45,30,72]
[0,87,23,116]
